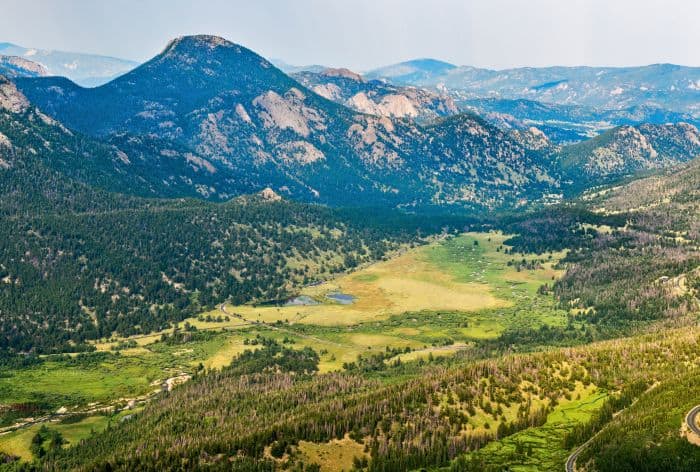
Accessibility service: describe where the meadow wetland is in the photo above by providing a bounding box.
[0,231,571,464]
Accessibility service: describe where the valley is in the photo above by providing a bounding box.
[0,231,567,459]
[5,215,694,470]
[0,8,699,470]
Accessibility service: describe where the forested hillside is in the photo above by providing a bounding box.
[35,327,700,471]
[578,368,700,471]
[558,122,700,186]
[0,196,439,356]
[552,156,700,332]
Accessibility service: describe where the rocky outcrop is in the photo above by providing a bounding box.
[0,55,48,78]
[293,69,457,121]
[0,76,29,113]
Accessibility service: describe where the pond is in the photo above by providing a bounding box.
[285,295,320,306]
[326,292,356,305]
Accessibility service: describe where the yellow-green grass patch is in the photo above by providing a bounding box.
[0,425,37,461]
[296,434,367,471]
[0,414,113,462]
[386,343,469,363]
[457,384,607,471]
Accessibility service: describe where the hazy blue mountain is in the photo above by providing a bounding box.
[368,62,700,116]
[462,98,700,144]
[0,42,138,86]
[270,58,328,74]
[365,58,457,84]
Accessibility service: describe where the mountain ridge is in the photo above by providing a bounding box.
[12,35,561,209]
[368,60,700,116]
[9,35,700,211]
[0,41,138,86]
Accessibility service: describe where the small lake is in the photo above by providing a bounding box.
[285,295,319,306]
[326,292,356,305]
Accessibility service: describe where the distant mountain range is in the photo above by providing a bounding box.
[3,35,700,212]
[461,98,700,144]
[11,35,560,210]
[366,60,700,117]
[0,42,138,86]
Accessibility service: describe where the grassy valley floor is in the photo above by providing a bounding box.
[0,232,571,464]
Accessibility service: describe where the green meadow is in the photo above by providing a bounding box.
[1,232,574,463]
[456,387,608,471]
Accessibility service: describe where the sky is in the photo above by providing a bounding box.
[1,0,699,71]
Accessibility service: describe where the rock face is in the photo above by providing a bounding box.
[0,75,29,113]
[0,55,48,78]
[259,187,282,201]
[293,68,457,121]
[320,68,363,82]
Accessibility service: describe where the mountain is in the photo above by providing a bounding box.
[292,67,458,121]
[369,63,700,117]
[588,152,700,223]
[0,42,138,86]
[271,58,327,74]
[462,98,700,144]
[557,122,700,184]
[0,55,48,78]
[13,36,700,211]
[14,36,429,206]
[365,58,457,84]
[0,73,268,207]
[422,113,558,205]
[14,35,563,210]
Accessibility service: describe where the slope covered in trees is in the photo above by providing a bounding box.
[29,326,700,471]
[577,369,700,472]
[0,196,441,356]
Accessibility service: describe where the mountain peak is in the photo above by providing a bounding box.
[153,35,276,73]
[365,58,457,84]
[161,35,237,55]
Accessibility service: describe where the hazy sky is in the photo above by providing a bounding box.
[1,0,699,70]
